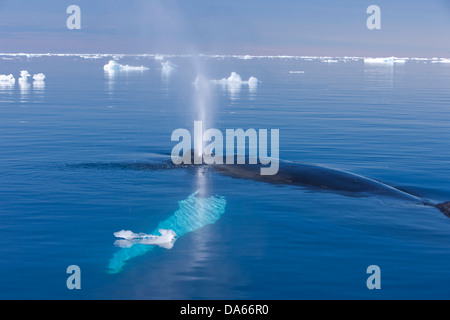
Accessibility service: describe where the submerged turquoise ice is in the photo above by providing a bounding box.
[108,191,226,274]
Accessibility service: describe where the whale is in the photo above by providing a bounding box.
[68,153,450,218]
[212,159,450,216]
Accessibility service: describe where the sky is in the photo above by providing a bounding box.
[0,0,449,57]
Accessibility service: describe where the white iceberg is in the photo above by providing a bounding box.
[211,72,259,87]
[0,74,15,84]
[364,57,394,64]
[33,73,46,90]
[114,229,177,250]
[234,55,254,60]
[431,58,450,64]
[33,73,46,81]
[114,230,146,240]
[18,70,31,93]
[321,59,339,63]
[19,70,31,81]
[211,72,259,98]
[393,58,408,64]
[364,57,408,64]
[248,76,258,86]
[161,61,177,76]
[103,60,149,73]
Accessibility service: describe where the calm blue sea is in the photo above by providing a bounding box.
[0,55,450,299]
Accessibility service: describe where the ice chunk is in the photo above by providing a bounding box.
[161,61,177,76]
[103,60,149,73]
[365,57,408,65]
[0,74,15,84]
[321,59,338,63]
[364,57,395,64]
[19,70,31,81]
[431,58,450,64]
[114,229,178,250]
[113,230,143,240]
[393,58,408,64]
[33,73,46,81]
[211,72,259,99]
[211,72,259,87]
[18,70,31,93]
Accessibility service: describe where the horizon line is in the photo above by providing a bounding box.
[1,53,450,60]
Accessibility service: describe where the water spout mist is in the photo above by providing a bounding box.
[193,73,212,159]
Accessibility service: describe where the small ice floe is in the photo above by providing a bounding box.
[114,229,177,250]
[211,72,259,98]
[33,73,46,90]
[364,57,408,64]
[393,58,408,64]
[79,54,103,60]
[431,58,450,64]
[103,60,149,74]
[289,71,305,74]
[211,72,259,87]
[234,55,254,60]
[321,59,339,63]
[18,70,31,92]
[33,73,46,81]
[19,70,31,82]
[161,61,177,77]
[0,74,16,84]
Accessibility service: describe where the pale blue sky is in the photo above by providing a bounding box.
[0,0,449,56]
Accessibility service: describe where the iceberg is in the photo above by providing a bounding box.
[234,55,254,60]
[114,229,177,250]
[33,73,46,81]
[19,70,31,82]
[364,57,408,64]
[211,72,259,87]
[321,59,339,63]
[210,72,260,98]
[365,57,394,64]
[0,74,15,84]
[33,73,46,90]
[431,58,450,64]
[161,61,177,76]
[18,70,31,93]
[211,72,259,98]
[103,60,149,73]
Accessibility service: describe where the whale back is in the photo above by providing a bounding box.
[213,160,421,201]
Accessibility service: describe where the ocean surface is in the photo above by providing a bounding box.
[1,54,450,299]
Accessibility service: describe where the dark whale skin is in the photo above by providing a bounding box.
[213,160,421,201]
